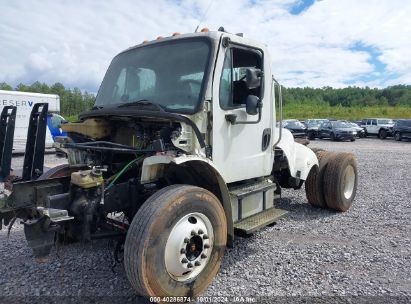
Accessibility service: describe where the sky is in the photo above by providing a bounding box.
[0,0,410,92]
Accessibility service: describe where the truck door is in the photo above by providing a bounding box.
[212,36,273,183]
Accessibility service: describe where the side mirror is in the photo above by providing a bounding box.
[245,68,263,89]
[246,95,260,116]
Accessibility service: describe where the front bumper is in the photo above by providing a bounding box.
[335,132,356,140]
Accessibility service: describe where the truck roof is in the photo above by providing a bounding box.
[0,90,59,99]
[121,30,267,56]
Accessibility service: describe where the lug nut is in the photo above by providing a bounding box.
[203,234,209,240]
[184,238,189,243]
[204,244,210,249]
[191,230,196,236]
[181,258,188,264]
[180,248,186,254]
[198,229,204,235]
[195,261,201,266]
[201,254,207,259]
[187,263,193,268]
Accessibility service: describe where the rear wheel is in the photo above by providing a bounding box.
[350,138,355,142]
[330,133,336,141]
[394,132,402,141]
[323,153,358,211]
[124,185,227,298]
[305,151,334,208]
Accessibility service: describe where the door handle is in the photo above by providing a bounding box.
[262,128,271,151]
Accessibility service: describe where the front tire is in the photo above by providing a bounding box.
[124,185,227,298]
[330,133,336,141]
[395,132,402,141]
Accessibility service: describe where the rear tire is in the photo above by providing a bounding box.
[323,153,358,212]
[124,185,227,298]
[330,133,336,141]
[305,151,334,208]
[394,132,402,141]
[350,138,355,142]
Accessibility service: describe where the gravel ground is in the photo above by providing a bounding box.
[1,138,410,303]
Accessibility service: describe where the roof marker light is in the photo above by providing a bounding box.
[172,32,181,36]
[200,28,209,32]
[156,36,164,40]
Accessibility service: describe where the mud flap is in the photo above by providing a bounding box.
[24,216,56,258]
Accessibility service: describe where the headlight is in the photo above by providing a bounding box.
[353,131,357,134]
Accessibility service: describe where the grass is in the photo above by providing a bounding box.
[65,115,80,122]
[62,104,411,122]
[282,103,411,121]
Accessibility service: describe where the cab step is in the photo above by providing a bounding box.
[234,207,288,235]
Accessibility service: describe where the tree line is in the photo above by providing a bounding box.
[0,81,95,117]
[1,81,410,117]
[282,85,411,107]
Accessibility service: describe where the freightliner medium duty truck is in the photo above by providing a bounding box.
[0,28,358,299]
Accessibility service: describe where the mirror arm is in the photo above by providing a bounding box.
[225,102,262,125]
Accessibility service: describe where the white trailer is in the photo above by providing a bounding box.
[0,90,60,152]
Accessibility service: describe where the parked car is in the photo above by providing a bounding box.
[318,120,357,141]
[304,119,329,139]
[393,119,411,141]
[342,121,366,138]
[360,118,394,139]
[282,119,307,138]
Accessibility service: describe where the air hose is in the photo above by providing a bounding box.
[105,156,144,191]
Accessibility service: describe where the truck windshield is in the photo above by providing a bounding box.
[95,39,211,113]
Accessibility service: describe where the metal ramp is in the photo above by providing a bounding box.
[0,106,17,181]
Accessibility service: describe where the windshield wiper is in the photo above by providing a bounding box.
[118,99,165,112]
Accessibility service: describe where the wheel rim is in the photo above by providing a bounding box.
[342,165,355,199]
[165,212,214,282]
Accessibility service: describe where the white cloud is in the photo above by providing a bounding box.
[0,0,410,90]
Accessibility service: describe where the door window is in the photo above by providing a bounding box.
[219,47,262,109]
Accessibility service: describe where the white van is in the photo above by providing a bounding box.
[0,90,62,152]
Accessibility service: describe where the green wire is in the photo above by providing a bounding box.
[106,156,143,191]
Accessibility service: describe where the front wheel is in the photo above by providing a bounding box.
[330,133,336,141]
[394,132,402,141]
[124,185,227,298]
[379,129,387,139]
